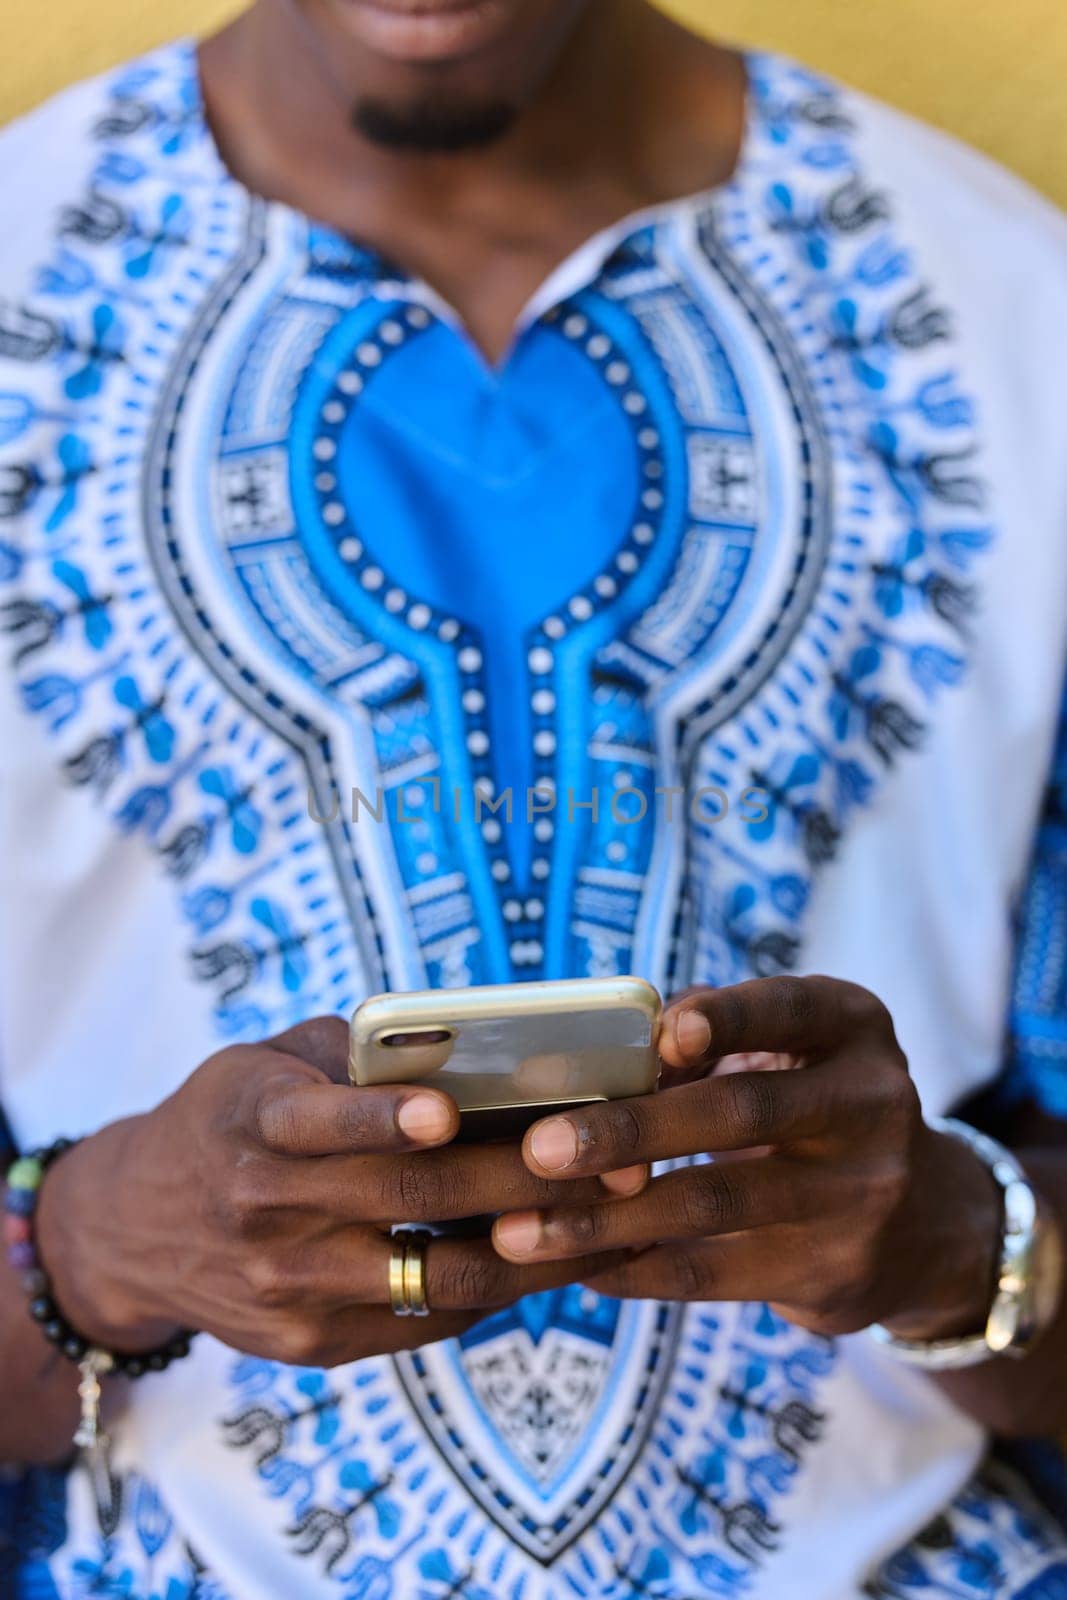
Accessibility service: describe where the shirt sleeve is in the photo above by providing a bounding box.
[1002,683,1067,1118]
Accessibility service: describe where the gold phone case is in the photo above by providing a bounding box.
[349,976,662,1141]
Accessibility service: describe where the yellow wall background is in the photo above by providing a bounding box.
[3,1,1065,208]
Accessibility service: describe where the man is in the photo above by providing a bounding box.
[0,0,1065,1594]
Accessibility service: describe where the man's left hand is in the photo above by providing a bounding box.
[492,977,1000,1339]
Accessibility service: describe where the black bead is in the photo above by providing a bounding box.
[21,1255,193,1375]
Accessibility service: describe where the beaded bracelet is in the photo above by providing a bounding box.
[4,1137,197,1521]
[4,1137,195,1396]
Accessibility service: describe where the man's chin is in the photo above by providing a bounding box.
[351,94,518,152]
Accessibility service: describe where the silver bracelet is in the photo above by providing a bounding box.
[868,1116,1061,1371]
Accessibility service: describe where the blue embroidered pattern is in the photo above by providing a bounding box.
[863,1465,1067,1600]
[0,47,992,1029]
[216,1300,834,1597]
[680,58,993,990]
[1006,689,1067,1117]
[0,36,1062,1600]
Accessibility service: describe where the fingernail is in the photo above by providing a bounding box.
[529,1117,579,1172]
[495,1213,543,1256]
[396,1093,453,1143]
[600,1164,649,1196]
[674,1009,712,1062]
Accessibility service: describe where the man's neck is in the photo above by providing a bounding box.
[198,0,745,360]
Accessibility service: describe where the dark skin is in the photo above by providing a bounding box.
[2,0,1064,1463]
[3,1017,645,1461]
[198,0,748,362]
[500,979,1067,1436]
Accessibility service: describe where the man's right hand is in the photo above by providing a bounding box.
[34,1017,639,1368]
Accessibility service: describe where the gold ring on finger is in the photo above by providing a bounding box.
[401,1229,432,1318]
[388,1232,412,1316]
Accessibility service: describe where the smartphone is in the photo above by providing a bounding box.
[349,975,662,1142]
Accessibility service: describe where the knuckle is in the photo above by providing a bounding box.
[725,1072,778,1146]
[872,1146,913,1221]
[389,1154,475,1221]
[555,1207,605,1251]
[450,1251,505,1309]
[570,1101,644,1168]
[668,1247,709,1300]
[275,1320,327,1368]
[596,1101,645,1162]
[431,1157,477,1218]
[714,986,751,1054]
[393,1157,434,1219]
[877,1066,922,1147]
[336,1092,385,1149]
[889,1062,920,1116]
[242,1252,296,1312]
[614,1258,654,1297]
[595,1261,636,1297]
[676,1166,746,1235]
[220,1158,276,1239]
[253,1085,302,1154]
[770,975,820,1033]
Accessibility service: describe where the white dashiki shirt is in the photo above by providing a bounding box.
[0,36,1066,1600]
